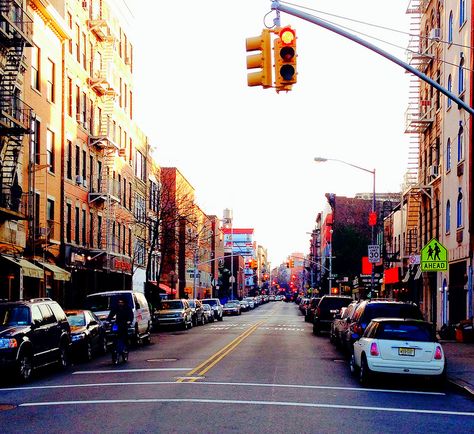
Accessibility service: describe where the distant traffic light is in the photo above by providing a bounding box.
[289,259,294,268]
[286,261,290,268]
[274,26,297,91]
[246,29,272,88]
[368,211,377,226]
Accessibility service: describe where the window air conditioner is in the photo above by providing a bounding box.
[76,175,83,185]
[428,165,439,178]
[429,28,441,41]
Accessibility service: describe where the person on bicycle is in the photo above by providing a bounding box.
[107,298,134,358]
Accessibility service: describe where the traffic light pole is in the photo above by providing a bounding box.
[270,1,474,116]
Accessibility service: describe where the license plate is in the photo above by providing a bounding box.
[398,347,415,356]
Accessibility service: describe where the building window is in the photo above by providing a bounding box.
[46,129,55,173]
[82,209,86,246]
[459,0,466,27]
[82,32,87,69]
[67,77,72,117]
[66,203,72,243]
[82,149,87,181]
[135,151,146,181]
[67,13,73,54]
[66,140,72,179]
[458,54,465,94]
[89,212,94,248]
[75,85,80,120]
[46,59,55,103]
[446,138,451,171]
[457,189,463,228]
[75,206,80,243]
[30,119,40,164]
[47,198,54,222]
[446,200,451,233]
[75,144,80,177]
[457,123,464,162]
[447,75,452,108]
[75,23,80,63]
[31,44,40,91]
[123,178,127,207]
[448,12,453,43]
[97,215,102,248]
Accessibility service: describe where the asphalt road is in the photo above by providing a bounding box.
[1,301,473,433]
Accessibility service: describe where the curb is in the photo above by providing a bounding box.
[448,377,474,398]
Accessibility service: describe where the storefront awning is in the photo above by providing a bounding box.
[36,261,71,281]
[1,255,44,279]
[159,283,173,294]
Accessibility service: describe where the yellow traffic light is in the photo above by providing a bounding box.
[289,259,294,268]
[274,26,297,91]
[246,29,272,88]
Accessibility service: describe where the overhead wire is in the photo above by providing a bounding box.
[278,1,474,73]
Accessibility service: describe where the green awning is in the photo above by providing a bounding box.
[1,256,44,279]
[36,261,71,281]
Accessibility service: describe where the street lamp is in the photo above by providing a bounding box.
[314,157,376,295]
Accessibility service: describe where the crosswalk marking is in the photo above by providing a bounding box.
[209,325,305,332]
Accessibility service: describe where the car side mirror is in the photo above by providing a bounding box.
[89,320,98,326]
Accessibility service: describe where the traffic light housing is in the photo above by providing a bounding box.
[274,26,297,91]
[246,29,272,88]
[289,259,294,268]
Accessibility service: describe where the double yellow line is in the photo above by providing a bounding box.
[177,320,265,383]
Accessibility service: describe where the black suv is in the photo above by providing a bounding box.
[0,298,71,381]
[341,299,424,355]
[312,295,353,335]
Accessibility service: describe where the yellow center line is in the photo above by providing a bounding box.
[176,320,265,383]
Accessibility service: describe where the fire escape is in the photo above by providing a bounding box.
[0,0,33,221]
[403,0,436,259]
[87,6,119,270]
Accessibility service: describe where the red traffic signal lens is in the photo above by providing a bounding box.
[279,27,295,45]
[279,46,295,61]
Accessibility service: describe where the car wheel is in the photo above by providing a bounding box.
[313,323,320,336]
[100,336,108,354]
[349,352,357,376]
[218,314,223,321]
[359,355,372,386]
[181,321,187,331]
[84,340,93,361]
[17,351,33,382]
[201,315,206,326]
[58,342,70,369]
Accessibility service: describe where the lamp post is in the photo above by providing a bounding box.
[223,209,234,300]
[314,157,376,295]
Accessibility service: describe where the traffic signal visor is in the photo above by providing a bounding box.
[274,26,297,90]
[246,29,272,88]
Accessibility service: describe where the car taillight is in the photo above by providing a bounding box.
[370,342,379,356]
[434,345,443,360]
[352,324,363,335]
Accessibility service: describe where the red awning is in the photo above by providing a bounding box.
[384,267,400,284]
[159,283,173,294]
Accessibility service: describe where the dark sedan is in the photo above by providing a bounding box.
[65,309,107,361]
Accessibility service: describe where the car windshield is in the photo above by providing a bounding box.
[66,312,86,326]
[202,299,217,306]
[377,322,434,342]
[202,304,211,310]
[161,301,183,310]
[323,298,352,309]
[365,304,423,322]
[0,306,30,326]
[86,293,133,311]
[225,302,238,307]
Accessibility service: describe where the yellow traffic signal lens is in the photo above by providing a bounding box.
[280,27,295,45]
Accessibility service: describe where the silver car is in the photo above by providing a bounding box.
[154,299,193,330]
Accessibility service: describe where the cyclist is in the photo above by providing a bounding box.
[107,298,133,363]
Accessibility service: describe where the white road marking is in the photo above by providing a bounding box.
[72,368,193,375]
[1,380,444,396]
[19,398,474,417]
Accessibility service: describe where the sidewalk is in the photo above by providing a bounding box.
[441,340,474,397]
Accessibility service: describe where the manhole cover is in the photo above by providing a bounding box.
[0,404,16,411]
[147,358,178,362]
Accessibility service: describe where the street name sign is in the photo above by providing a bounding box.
[420,238,448,272]
[368,245,381,263]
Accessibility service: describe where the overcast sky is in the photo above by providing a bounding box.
[128,0,410,266]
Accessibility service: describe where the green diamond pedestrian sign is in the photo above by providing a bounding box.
[420,238,448,272]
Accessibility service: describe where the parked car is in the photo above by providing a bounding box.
[65,309,107,361]
[350,318,446,386]
[299,298,310,314]
[201,298,224,321]
[269,295,276,302]
[312,295,353,336]
[202,303,214,323]
[154,299,193,330]
[0,298,71,382]
[85,290,152,345]
[243,297,256,309]
[223,301,241,316]
[239,299,250,312]
[188,299,206,326]
[329,300,361,350]
[304,297,321,323]
[341,299,424,356]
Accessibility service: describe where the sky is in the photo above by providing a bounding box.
[127,0,411,266]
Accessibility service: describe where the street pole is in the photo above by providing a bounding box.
[328,231,333,294]
[371,169,376,296]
